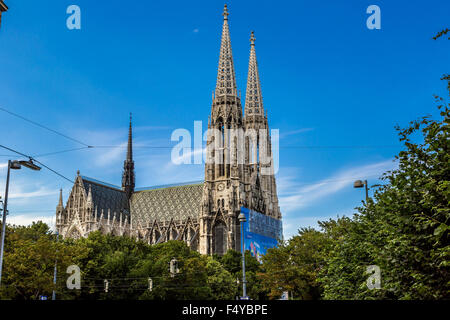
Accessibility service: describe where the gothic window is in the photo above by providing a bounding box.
[249,139,255,164]
[245,136,250,162]
[154,230,160,243]
[214,223,227,255]
[68,228,81,240]
[171,228,178,240]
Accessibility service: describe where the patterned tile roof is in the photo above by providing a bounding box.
[81,176,130,217]
[131,182,204,227]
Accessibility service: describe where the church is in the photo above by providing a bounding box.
[55,5,282,256]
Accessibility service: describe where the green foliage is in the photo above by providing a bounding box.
[220,249,266,299]
[319,98,450,299]
[0,227,239,300]
[260,228,329,299]
[205,256,237,300]
[0,221,87,300]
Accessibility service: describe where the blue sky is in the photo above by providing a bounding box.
[0,0,449,239]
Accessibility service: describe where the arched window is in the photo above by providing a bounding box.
[214,223,228,255]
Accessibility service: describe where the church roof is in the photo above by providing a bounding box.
[80,176,130,216]
[131,182,204,227]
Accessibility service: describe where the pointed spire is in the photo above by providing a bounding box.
[57,189,63,207]
[127,113,133,162]
[122,113,135,199]
[86,185,93,205]
[244,31,264,117]
[215,4,237,97]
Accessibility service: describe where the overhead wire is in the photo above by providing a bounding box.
[0,144,74,183]
[0,106,92,148]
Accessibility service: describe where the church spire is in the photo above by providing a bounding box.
[57,188,63,208]
[244,31,264,117]
[126,113,133,162]
[122,113,135,200]
[215,4,237,97]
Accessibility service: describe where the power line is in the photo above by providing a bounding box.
[0,106,401,151]
[92,144,400,150]
[0,144,74,184]
[0,106,92,147]
[33,147,92,158]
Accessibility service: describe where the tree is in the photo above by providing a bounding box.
[0,222,87,300]
[129,240,209,300]
[319,96,450,299]
[69,231,152,300]
[205,256,237,299]
[261,228,329,299]
[219,249,267,299]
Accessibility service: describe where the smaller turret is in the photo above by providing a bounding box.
[56,189,65,227]
[122,113,135,200]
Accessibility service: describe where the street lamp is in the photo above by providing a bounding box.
[0,159,41,286]
[238,212,248,300]
[353,179,368,202]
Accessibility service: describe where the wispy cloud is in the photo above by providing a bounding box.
[9,187,58,199]
[94,142,127,167]
[134,125,173,132]
[169,147,205,166]
[280,128,314,139]
[278,159,396,215]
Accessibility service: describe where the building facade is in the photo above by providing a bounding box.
[56,5,282,255]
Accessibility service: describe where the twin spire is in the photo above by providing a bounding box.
[122,5,261,199]
[215,4,237,97]
[244,31,264,117]
[215,5,265,116]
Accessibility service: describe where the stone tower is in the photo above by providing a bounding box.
[200,5,243,255]
[122,113,135,200]
[199,5,281,255]
[243,31,281,220]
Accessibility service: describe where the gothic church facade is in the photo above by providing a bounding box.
[56,5,282,255]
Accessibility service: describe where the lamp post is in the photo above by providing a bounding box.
[0,159,41,286]
[52,229,59,300]
[353,179,369,202]
[238,212,248,300]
